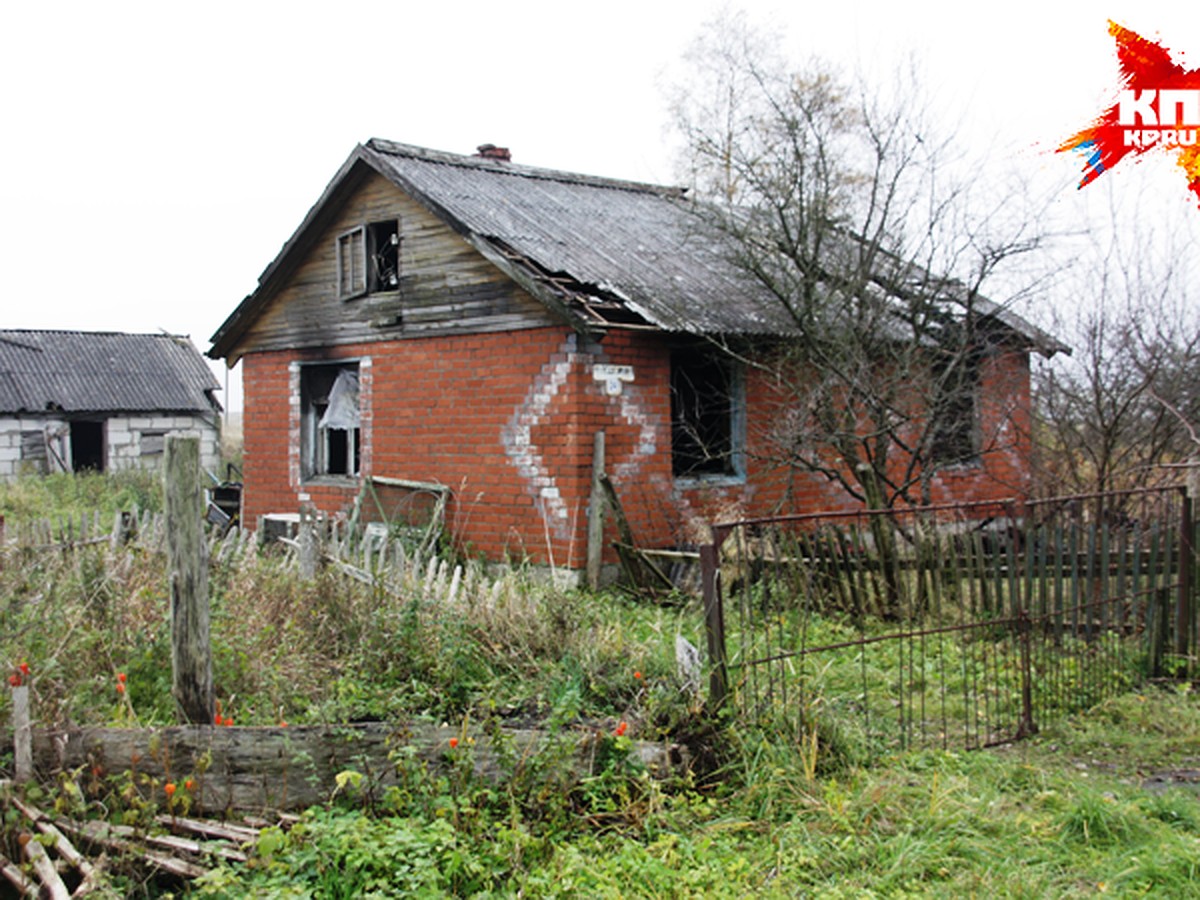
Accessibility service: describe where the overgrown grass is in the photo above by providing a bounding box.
[5,474,1200,896]
[0,468,163,526]
[0,474,699,730]
[184,690,1200,897]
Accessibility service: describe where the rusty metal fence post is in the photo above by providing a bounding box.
[1016,606,1037,739]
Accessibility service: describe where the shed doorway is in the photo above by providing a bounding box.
[70,421,105,472]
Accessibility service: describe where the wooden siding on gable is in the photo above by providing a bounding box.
[234,170,555,357]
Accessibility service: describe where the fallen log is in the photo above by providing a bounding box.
[26,721,689,813]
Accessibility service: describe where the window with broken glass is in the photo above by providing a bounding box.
[670,346,745,481]
[337,220,400,300]
[301,363,361,479]
[19,430,47,474]
[929,351,983,467]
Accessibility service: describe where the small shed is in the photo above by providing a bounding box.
[0,330,222,478]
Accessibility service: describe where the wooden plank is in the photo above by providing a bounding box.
[61,820,209,880]
[0,852,35,899]
[156,815,260,843]
[21,831,69,900]
[9,797,102,894]
[587,431,606,590]
[12,686,31,783]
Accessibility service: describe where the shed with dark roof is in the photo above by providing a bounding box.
[0,330,221,478]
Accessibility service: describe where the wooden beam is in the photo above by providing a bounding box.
[164,436,214,725]
[587,431,606,590]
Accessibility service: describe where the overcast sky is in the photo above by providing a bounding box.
[2,1,1197,411]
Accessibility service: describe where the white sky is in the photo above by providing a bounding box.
[2,1,1198,412]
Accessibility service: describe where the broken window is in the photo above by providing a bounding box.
[19,430,46,474]
[140,431,166,457]
[929,351,982,466]
[337,220,399,300]
[670,346,744,480]
[301,363,361,479]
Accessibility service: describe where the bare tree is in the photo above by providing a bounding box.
[1034,202,1200,497]
[671,13,1053,510]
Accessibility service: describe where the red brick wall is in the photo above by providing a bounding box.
[243,328,603,565]
[594,337,1035,550]
[241,329,1034,566]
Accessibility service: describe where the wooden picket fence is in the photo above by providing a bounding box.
[1,503,508,622]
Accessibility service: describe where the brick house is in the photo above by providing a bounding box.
[208,139,1062,573]
[0,330,222,478]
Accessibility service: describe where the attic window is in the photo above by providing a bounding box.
[337,220,400,300]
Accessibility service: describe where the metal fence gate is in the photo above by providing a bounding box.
[701,487,1197,758]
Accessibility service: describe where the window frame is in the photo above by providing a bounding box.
[337,220,399,301]
[19,429,47,474]
[929,351,983,468]
[300,362,362,481]
[336,226,367,300]
[669,345,746,484]
[139,430,167,458]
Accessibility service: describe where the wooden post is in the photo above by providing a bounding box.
[298,505,317,579]
[700,541,728,713]
[12,685,31,783]
[1179,472,1199,667]
[164,435,214,725]
[586,431,606,590]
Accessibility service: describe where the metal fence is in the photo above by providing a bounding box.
[701,486,1197,758]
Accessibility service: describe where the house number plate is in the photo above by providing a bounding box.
[592,364,634,396]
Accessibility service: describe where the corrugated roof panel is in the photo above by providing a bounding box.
[210,139,1065,357]
[369,144,797,336]
[0,331,220,415]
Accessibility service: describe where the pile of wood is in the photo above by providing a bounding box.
[0,783,292,896]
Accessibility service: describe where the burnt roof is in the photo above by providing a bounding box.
[210,139,1065,359]
[0,330,221,416]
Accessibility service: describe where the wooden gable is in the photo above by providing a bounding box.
[227,169,557,361]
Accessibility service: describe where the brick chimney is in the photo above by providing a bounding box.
[475,143,511,162]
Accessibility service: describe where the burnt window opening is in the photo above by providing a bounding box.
[671,347,744,480]
[930,352,982,467]
[337,221,399,300]
[301,363,361,479]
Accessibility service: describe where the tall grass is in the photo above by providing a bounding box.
[0,473,701,730]
[6,474,1200,896]
[0,469,163,526]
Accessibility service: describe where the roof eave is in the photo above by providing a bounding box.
[209,144,382,362]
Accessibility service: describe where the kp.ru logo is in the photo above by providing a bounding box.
[1058,21,1200,207]
[1117,89,1199,147]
